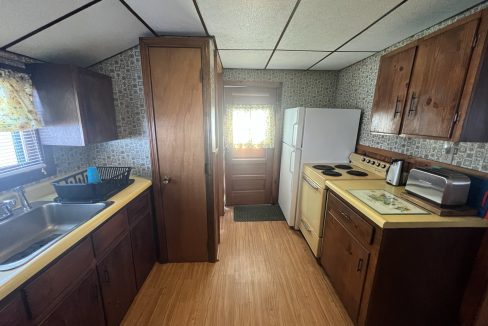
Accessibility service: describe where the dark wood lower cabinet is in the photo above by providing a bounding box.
[131,211,156,289]
[41,271,104,326]
[321,213,370,321]
[97,235,137,326]
[0,188,156,325]
[321,192,485,326]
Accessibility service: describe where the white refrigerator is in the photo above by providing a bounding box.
[278,107,361,227]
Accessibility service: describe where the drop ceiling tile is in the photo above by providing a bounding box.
[219,50,272,69]
[197,0,297,49]
[342,0,484,51]
[9,0,151,67]
[311,52,375,70]
[126,0,205,35]
[0,0,91,48]
[267,51,329,70]
[278,0,400,51]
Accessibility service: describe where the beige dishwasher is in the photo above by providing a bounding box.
[297,165,327,257]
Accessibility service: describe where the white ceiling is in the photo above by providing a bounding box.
[1,0,485,69]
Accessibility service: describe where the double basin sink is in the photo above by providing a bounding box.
[0,201,111,271]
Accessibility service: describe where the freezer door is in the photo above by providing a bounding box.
[278,142,302,226]
[282,107,304,147]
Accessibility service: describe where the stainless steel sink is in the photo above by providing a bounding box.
[0,201,112,271]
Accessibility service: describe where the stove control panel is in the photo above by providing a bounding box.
[350,153,390,177]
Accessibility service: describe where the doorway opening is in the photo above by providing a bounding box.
[223,81,283,219]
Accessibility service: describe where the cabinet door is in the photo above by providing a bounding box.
[401,19,479,138]
[131,212,156,289]
[320,213,370,322]
[77,69,117,144]
[0,292,29,326]
[42,271,104,326]
[371,47,416,134]
[97,235,137,326]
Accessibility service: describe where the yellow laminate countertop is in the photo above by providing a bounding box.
[0,176,152,301]
[325,179,488,229]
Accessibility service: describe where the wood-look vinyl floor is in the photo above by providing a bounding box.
[122,208,353,326]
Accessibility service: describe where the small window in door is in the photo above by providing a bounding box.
[225,104,275,149]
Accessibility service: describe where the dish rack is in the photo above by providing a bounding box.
[52,167,133,203]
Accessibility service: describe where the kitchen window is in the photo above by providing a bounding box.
[0,65,54,190]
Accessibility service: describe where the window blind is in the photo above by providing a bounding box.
[0,129,45,178]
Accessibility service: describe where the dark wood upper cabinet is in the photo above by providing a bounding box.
[371,46,416,134]
[402,18,479,138]
[28,63,117,146]
[371,9,488,141]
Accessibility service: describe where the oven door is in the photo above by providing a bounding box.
[298,174,326,257]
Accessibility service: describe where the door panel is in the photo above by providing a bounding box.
[401,19,479,138]
[371,47,416,134]
[148,47,208,262]
[278,143,302,226]
[225,148,273,205]
[321,213,370,322]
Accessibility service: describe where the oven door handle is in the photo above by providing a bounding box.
[303,175,319,190]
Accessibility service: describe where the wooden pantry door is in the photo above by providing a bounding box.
[224,83,282,206]
[144,45,208,262]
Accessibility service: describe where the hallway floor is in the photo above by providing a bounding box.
[122,208,353,325]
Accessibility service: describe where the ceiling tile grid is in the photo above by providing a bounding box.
[277,0,401,51]
[219,50,272,69]
[342,0,484,51]
[8,0,151,67]
[267,50,329,70]
[126,0,206,35]
[197,0,297,49]
[310,52,376,70]
[0,0,91,48]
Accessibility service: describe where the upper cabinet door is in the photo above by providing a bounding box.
[371,47,416,134]
[401,19,480,139]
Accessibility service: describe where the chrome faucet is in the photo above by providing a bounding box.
[14,186,31,212]
[0,199,16,220]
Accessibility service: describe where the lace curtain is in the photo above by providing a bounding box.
[225,104,275,149]
[0,69,42,132]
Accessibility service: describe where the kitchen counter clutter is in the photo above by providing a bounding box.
[0,176,154,325]
[325,179,488,229]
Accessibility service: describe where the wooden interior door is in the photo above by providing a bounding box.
[321,213,370,322]
[401,18,479,138]
[224,84,281,206]
[371,46,416,134]
[147,46,208,262]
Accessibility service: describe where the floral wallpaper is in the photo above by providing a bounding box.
[336,3,488,173]
[223,69,338,108]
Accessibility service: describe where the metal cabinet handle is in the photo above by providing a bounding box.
[357,258,364,272]
[302,220,312,232]
[340,211,351,222]
[162,176,171,184]
[407,92,418,116]
[393,96,402,118]
[303,176,319,190]
[103,270,110,283]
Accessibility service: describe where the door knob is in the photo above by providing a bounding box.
[162,176,171,184]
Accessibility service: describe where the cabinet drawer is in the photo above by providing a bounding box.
[23,237,94,319]
[127,190,151,226]
[327,193,374,245]
[92,208,129,257]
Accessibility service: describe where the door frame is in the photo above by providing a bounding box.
[223,81,283,204]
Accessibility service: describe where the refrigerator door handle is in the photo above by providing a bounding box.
[291,122,298,147]
[289,149,296,174]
